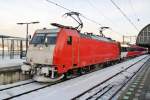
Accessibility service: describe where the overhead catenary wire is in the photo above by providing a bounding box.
[46,0,72,12]
[128,0,140,22]
[87,0,124,37]
[46,0,132,42]
[46,0,102,26]
[110,0,139,32]
[46,0,125,37]
[80,15,102,26]
[87,0,115,27]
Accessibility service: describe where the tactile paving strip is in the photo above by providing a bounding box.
[118,59,150,100]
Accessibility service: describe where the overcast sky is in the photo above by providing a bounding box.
[0,0,150,42]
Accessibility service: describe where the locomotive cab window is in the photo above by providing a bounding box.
[30,32,58,45]
[67,36,72,45]
[46,33,57,44]
[30,33,45,44]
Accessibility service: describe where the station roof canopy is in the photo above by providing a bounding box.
[136,24,150,47]
[0,35,25,40]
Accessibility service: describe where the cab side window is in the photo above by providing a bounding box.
[67,36,72,45]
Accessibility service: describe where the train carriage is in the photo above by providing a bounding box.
[121,44,148,59]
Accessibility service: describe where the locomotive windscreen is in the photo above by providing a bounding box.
[46,34,57,44]
[30,32,57,44]
[31,33,45,44]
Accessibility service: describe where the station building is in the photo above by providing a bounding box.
[136,24,150,53]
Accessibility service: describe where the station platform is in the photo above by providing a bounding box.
[119,58,150,100]
[0,58,30,85]
[0,58,24,72]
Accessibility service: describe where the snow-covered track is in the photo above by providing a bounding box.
[72,55,150,100]
[0,80,60,100]
[0,55,149,100]
[0,81,35,92]
[0,68,98,100]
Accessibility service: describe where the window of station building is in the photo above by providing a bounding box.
[67,36,72,45]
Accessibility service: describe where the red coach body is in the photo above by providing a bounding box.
[126,45,147,58]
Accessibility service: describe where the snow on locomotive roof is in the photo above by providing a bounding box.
[80,33,115,42]
[35,28,115,42]
[35,28,60,33]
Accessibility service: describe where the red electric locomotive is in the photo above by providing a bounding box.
[21,12,121,82]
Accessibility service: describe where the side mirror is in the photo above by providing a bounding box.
[28,35,32,44]
[28,35,31,39]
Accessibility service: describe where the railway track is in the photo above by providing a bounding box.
[0,80,61,100]
[71,55,149,100]
[0,80,35,92]
[0,66,104,99]
[0,55,148,100]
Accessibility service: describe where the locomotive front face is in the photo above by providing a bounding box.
[27,29,59,65]
[21,28,65,82]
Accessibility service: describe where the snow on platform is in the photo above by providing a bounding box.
[0,58,25,69]
[8,55,149,100]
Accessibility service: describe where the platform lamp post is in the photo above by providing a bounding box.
[17,21,39,56]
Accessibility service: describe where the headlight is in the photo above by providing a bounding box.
[41,67,49,75]
[27,57,33,62]
[21,64,31,71]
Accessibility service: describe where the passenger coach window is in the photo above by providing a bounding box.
[67,36,72,45]
[121,47,127,52]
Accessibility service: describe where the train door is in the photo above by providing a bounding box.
[67,35,79,68]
